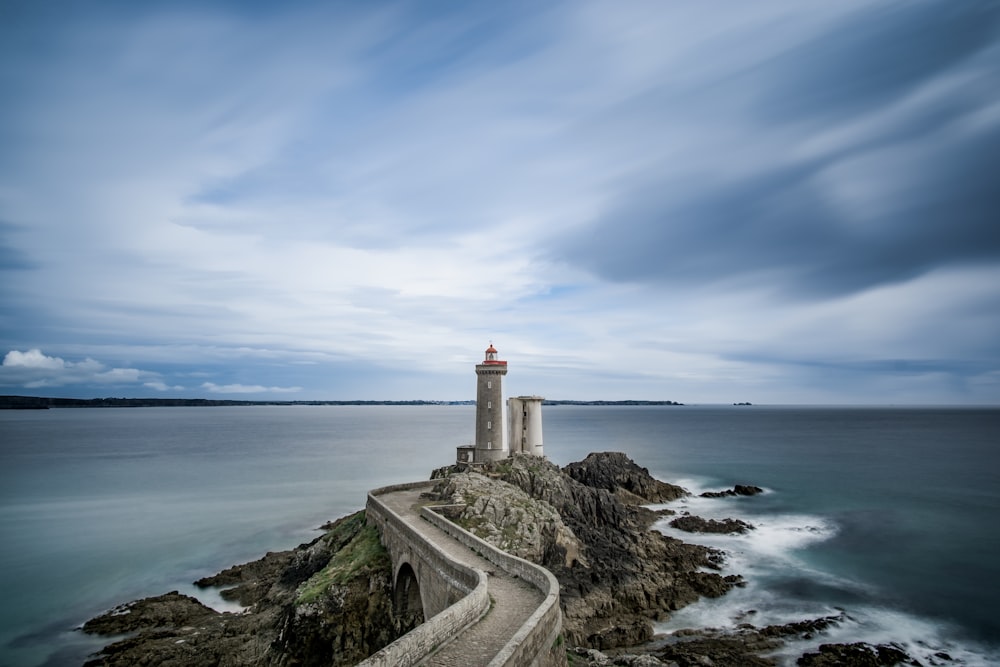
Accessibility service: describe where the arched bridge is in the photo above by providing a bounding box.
[360,481,566,667]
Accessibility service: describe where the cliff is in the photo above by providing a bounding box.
[430,453,738,649]
[82,512,418,666]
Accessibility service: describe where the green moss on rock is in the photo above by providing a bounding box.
[297,523,390,604]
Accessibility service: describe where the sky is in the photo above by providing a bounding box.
[1,0,999,404]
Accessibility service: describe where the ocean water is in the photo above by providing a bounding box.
[1,405,998,666]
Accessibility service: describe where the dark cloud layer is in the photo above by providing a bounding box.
[558,1,1000,299]
[754,2,1000,122]
[0,222,37,271]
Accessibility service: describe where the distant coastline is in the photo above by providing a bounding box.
[0,395,683,409]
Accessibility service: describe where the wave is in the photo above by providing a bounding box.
[651,495,999,665]
[177,583,248,614]
[766,607,999,667]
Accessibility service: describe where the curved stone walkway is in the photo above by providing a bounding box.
[380,485,544,667]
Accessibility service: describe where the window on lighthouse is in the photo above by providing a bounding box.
[487,381,492,389]
[487,401,491,409]
[487,421,492,430]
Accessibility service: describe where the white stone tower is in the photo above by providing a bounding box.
[508,396,544,457]
[473,343,508,463]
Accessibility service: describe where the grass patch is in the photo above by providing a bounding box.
[323,510,367,542]
[492,460,514,476]
[297,522,390,604]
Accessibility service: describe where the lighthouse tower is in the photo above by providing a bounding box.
[473,343,508,463]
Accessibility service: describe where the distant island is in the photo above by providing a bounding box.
[0,395,683,409]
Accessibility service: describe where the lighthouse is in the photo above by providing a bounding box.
[473,343,508,462]
[456,343,544,466]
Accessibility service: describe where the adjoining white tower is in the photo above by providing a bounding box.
[508,396,544,457]
[473,343,508,463]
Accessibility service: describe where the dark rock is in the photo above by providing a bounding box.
[659,639,777,666]
[564,452,689,503]
[439,453,741,650]
[757,614,846,638]
[700,485,764,498]
[649,614,850,667]
[82,591,217,636]
[83,510,412,667]
[195,549,295,606]
[797,642,915,666]
[669,515,754,534]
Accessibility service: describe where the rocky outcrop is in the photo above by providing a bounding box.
[700,484,764,498]
[563,451,688,504]
[430,469,586,568]
[647,614,852,666]
[669,515,754,534]
[567,615,864,666]
[82,450,902,667]
[430,453,739,650]
[82,592,282,667]
[82,511,416,667]
[570,647,669,666]
[796,642,914,666]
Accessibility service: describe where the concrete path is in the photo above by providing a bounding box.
[380,485,544,667]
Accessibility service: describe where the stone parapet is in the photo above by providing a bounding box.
[363,481,566,667]
[360,484,489,667]
[423,505,566,667]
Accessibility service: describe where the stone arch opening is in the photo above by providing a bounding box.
[393,562,425,627]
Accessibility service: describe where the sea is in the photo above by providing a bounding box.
[0,405,998,666]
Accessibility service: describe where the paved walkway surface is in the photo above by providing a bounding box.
[380,485,544,667]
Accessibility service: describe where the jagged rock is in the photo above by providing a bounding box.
[657,636,779,667]
[571,646,672,666]
[430,470,585,568]
[700,485,764,498]
[564,452,688,503]
[83,511,412,667]
[650,614,851,667]
[430,453,739,650]
[796,642,914,666]
[669,515,754,534]
[195,549,295,605]
[82,591,217,636]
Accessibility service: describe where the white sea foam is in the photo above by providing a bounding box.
[652,500,998,665]
[667,476,721,497]
[658,589,998,665]
[179,583,248,614]
[765,606,998,666]
[654,507,838,573]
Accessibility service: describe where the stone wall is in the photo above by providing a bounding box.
[360,483,489,667]
[423,505,567,667]
[364,482,566,667]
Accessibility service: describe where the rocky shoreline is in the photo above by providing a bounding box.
[81,452,920,666]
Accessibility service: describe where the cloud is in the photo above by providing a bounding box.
[0,1,997,404]
[201,382,302,394]
[0,348,156,389]
[3,349,71,370]
[144,381,185,392]
[552,0,1000,299]
[750,1,1000,123]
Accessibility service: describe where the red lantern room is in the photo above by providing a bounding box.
[483,343,506,365]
